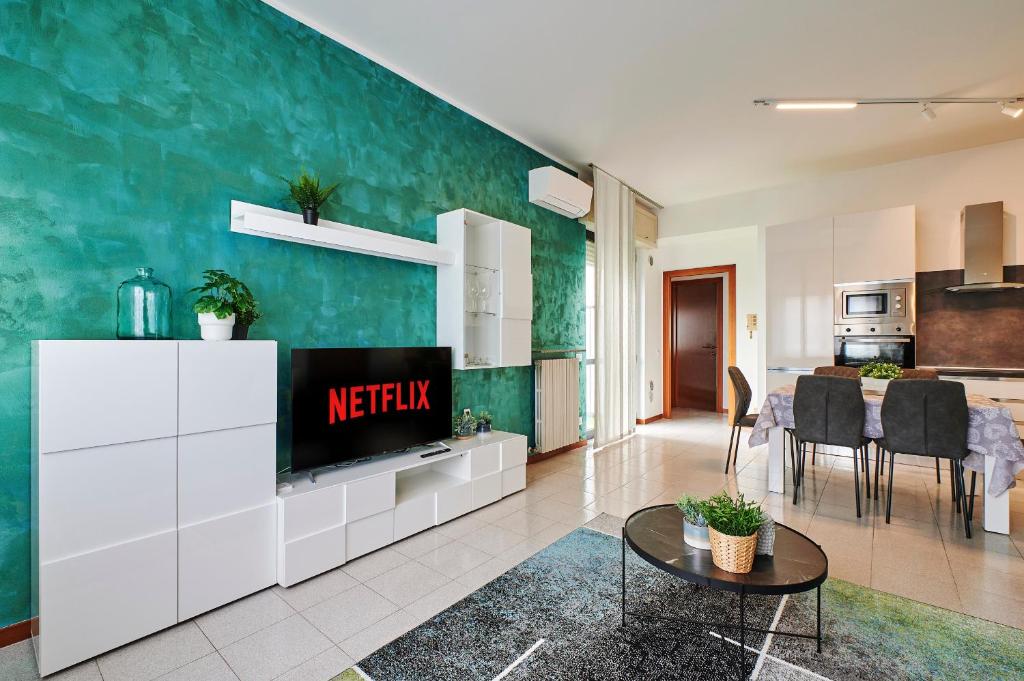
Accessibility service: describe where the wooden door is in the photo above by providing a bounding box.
[672,278,722,411]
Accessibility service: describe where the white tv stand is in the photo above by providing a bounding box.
[276,430,527,586]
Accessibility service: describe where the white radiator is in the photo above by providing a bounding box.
[534,358,581,454]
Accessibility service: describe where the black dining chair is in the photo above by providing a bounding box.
[792,375,872,516]
[874,368,948,496]
[877,379,976,538]
[809,366,861,465]
[724,366,759,474]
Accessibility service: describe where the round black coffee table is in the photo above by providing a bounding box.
[622,505,828,679]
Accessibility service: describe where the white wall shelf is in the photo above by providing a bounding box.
[229,200,455,267]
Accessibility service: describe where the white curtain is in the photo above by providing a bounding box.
[593,168,637,447]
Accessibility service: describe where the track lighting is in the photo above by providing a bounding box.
[1001,102,1024,119]
[755,96,1024,121]
[772,100,858,111]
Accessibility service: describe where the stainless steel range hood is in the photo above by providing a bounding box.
[946,201,1024,292]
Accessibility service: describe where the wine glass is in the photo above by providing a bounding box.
[467,270,479,313]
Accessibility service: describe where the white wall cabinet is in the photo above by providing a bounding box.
[276,431,528,587]
[833,205,916,284]
[765,217,836,370]
[33,340,277,675]
[437,209,533,370]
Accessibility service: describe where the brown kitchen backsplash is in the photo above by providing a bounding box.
[916,266,1024,368]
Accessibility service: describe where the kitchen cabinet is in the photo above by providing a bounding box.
[765,217,836,371]
[833,205,916,284]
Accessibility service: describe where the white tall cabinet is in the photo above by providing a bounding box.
[765,217,836,384]
[32,340,277,675]
[436,209,532,369]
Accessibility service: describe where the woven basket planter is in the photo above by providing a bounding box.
[708,527,758,574]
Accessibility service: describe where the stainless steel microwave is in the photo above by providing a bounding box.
[833,281,915,336]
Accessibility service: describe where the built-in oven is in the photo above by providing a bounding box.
[834,281,914,336]
[834,335,916,369]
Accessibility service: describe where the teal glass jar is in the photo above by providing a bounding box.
[116,267,172,339]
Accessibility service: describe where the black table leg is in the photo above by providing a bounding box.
[816,585,822,653]
[739,589,746,679]
[621,534,626,627]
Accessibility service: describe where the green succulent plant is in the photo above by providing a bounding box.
[675,494,707,527]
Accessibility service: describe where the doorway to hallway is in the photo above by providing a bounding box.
[662,265,736,420]
[671,277,722,411]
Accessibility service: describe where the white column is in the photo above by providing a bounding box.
[768,426,786,494]
[983,454,1010,535]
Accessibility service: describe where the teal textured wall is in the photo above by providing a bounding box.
[0,0,585,628]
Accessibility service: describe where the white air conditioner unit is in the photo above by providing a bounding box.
[528,166,593,219]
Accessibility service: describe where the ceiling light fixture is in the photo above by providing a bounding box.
[754,96,1024,121]
[1001,102,1024,119]
[772,100,858,110]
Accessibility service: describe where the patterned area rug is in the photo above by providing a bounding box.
[333,516,1024,680]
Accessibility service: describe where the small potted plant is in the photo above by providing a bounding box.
[476,411,493,434]
[283,170,339,225]
[701,492,763,574]
[756,510,776,556]
[453,409,478,440]
[230,282,263,340]
[676,494,710,550]
[190,270,262,341]
[859,360,902,391]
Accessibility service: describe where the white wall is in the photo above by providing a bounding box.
[643,225,764,419]
[658,138,1024,272]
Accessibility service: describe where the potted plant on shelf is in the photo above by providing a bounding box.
[453,409,478,440]
[676,494,711,550]
[701,492,763,574]
[859,360,902,391]
[283,170,339,225]
[189,269,262,341]
[476,411,493,434]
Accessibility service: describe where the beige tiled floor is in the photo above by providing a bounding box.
[6,409,1024,680]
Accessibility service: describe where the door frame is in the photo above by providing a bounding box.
[662,264,737,420]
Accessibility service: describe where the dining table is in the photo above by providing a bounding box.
[748,384,1024,534]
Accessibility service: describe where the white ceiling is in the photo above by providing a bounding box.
[267,0,1024,206]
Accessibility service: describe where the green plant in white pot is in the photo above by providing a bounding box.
[859,360,902,391]
[190,270,237,341]
[676,494,711,550]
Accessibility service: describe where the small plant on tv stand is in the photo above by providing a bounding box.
[476,410,493,433]
[453,409,478,439]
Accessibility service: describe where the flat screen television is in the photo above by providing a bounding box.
[291,347,453,473]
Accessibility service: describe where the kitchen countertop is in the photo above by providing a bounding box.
[920,366,1024,379]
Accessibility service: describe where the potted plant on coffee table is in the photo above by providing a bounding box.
[701,492,763,574]
[283,170,339,225]
[676,494,711,550]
